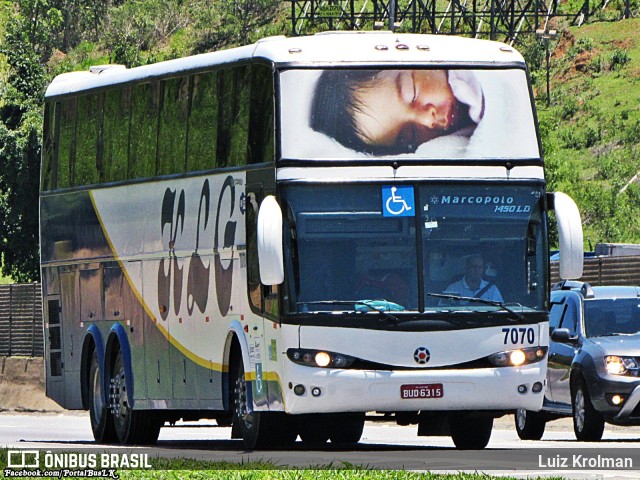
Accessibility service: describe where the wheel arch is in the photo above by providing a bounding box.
[222,320,251,411]
[81,326,106,410]
[570,366,587,393]
[105,323,135,409]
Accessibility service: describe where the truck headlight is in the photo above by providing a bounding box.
[605,356,639,376]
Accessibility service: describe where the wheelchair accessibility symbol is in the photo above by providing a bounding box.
[382,186,415,217]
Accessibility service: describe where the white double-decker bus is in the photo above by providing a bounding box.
[40,32,584,449]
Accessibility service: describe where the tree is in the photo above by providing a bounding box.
[0,5,46,281]
[191,0,286,53]
[0,109,41,281]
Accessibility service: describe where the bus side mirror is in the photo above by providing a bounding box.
[552,191,583,280]
[257,195,284,285]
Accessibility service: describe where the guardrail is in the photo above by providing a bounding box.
[0,283,43,357]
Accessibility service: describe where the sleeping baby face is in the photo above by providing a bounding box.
[351,70,463,152]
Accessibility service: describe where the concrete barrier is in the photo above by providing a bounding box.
[0,356,63,412]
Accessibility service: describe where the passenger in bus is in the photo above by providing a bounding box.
[310,69,484,155]
[444,254,503,302]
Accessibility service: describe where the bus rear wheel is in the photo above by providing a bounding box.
[449,414,493,449]
[89,350,117,443]
[110,348,162,445]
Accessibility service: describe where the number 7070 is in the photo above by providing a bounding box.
[502,327,535,345]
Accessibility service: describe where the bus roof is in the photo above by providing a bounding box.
[45,32,525,98]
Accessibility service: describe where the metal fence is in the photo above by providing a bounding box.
[551,256,640,287]
[288,0,635,41]
[0,283,43,357]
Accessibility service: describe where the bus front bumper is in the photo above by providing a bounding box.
[280,363,545,414]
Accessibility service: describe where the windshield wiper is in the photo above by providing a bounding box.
[426,292,525,322]
[299,300,400,325]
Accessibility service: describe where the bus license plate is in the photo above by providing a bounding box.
[400,383,443,399]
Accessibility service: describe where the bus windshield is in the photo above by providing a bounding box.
[279,68,539,160]
[282,184,547,316]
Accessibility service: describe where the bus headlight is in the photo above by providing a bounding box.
[510,350,526,366]
[315,352,331,367]
[488,347,547,367]
[287,348,356,368]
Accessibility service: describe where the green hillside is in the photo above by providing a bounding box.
[538,18,640,246]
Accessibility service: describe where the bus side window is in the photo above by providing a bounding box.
[217,67,250,168]
[216,70,232,168]
[229,67,250,167]
[246,191,279,318]
[246,192,262,312]
[103,87,131,182]
[41,101,57,191]
[248,64,274,165]
[187,72,218,172]
[58,97,77,189]
[129,81,160,179]
[264,285,279,318]
[158,76,189,176]
[75,94,100,186]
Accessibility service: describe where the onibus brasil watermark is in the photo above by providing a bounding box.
[5,450,152,478]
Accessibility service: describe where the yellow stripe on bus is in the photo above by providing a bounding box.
[89,190,225,372]
[245,371,281,383]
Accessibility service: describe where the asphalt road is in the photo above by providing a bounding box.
[2,412,640,478]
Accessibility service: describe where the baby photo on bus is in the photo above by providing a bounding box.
[280,68,540,160]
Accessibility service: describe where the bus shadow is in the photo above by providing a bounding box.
[155,439,451,452]
[22,438,452,452]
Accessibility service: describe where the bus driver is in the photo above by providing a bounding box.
[444,254,503,302]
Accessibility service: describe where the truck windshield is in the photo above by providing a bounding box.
[584,299,640,337]
[281,184,548,315]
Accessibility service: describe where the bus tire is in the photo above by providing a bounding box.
[449,414,493,449]
[88,350,117,443]
[572,378,604,441]
[231,358,295,448]
[111,348,162,445]
[515,409,546,440]
[271,414,298,447]
[299,415,330,444]
[215,414,233,427]
[329,413,365,444]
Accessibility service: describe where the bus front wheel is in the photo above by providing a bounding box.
[88,350,117,443]
[449,414,493,449]
[299,416,330,444]
[231,358,296,448]
[110,348,162,445]
[328,413,365,444]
